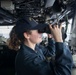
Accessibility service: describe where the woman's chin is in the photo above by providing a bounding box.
[38,39,42,43]
[36,39,42,44]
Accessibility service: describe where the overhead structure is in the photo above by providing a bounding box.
[0,0,75,25]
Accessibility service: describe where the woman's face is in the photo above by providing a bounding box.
[26,30,42,44]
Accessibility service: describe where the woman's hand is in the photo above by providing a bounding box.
[49,25,63,42]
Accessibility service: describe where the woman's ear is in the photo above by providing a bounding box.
[23,32,30,39]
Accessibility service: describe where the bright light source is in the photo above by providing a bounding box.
[0,26,14,38]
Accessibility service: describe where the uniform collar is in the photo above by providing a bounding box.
[20,44,38,54]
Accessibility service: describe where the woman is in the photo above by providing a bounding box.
[8,16,73,75]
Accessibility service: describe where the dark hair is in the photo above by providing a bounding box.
[7,16,47,50]
[8,25,31,50]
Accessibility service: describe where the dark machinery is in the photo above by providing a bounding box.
[0,0,75,25]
